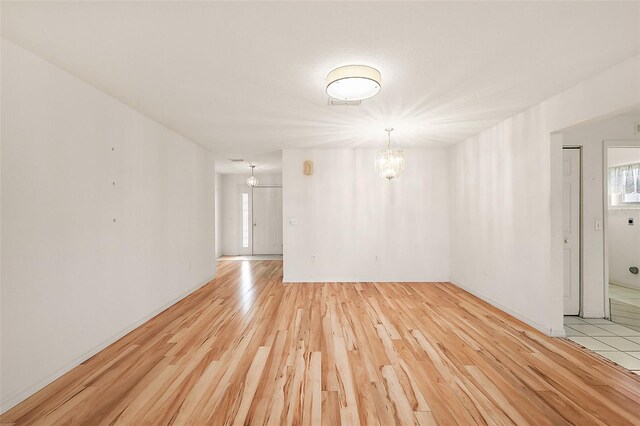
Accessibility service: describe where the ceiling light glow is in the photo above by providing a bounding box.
[326,65,381,101]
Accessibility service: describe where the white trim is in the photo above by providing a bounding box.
[451,279,565,337]
[581,310,606,319]
[549,328,567,338]
[0,274,216,414]
[609,280,640,291]
[283,275,450,283]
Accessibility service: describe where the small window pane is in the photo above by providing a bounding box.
[609,163,640,206]
[242,193,249,248]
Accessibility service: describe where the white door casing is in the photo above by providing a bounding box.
[563,148,581,315]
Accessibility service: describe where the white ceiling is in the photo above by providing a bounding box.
[2,1,639,173]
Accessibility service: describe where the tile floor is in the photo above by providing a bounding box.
[564,316,640,374]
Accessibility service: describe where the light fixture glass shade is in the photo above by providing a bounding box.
[326,65,381,101]
[247,165,259,186]
[376,148,405,180]
[376,128,405,180]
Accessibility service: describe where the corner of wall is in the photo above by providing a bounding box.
[0,273,215,414]
[451,279,560,338]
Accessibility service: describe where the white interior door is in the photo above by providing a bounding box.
[563,148,581,315]
[252,187,283,255]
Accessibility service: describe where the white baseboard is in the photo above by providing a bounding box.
[0,274,216,414]
[609,280,640,291]
[581,311,606,319]
[549,328,567,338]
[450,279,563,338]
[283,275,450,283]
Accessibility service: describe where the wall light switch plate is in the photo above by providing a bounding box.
[289,217,297,226]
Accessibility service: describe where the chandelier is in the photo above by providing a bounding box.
[376,128,405,180]
[246,165,259,187]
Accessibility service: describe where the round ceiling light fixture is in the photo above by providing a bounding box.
[326,65,381,101]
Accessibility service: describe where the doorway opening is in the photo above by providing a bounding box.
[557,109,640,371]
[216,171,283,260]
[237,184,283,259]
[605,144,640,332]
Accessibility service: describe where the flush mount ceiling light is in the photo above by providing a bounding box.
[326,65,381,101]
[376,128,405,180]
[246,165,259,187]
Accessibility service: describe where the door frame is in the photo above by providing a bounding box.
[563,146,583,316]
[602,139,640,318]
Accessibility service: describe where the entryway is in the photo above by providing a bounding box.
[215,170,283,258]
[558,114,640,374]
[606,144,640,331]
[555,110,640,327]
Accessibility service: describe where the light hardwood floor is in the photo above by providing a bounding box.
[2,260,640,425]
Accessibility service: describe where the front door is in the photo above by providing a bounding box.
[252,187,283,255]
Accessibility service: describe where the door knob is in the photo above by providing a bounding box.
[564,238,569,243]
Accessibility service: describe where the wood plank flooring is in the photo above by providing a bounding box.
[2,260,640,425]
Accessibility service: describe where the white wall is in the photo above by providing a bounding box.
[0,39,216,412]
[450,54,640,337]
[282,149,450,282]
[609,209,640,289]
[215,172,223,258]
[220,172,281,256]
[560,115,640,316]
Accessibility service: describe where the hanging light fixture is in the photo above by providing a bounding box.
[376,128,405,180]
[326,65,381,101]
[246,165,259,187]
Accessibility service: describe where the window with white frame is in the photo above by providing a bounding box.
[609,163,640,206]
